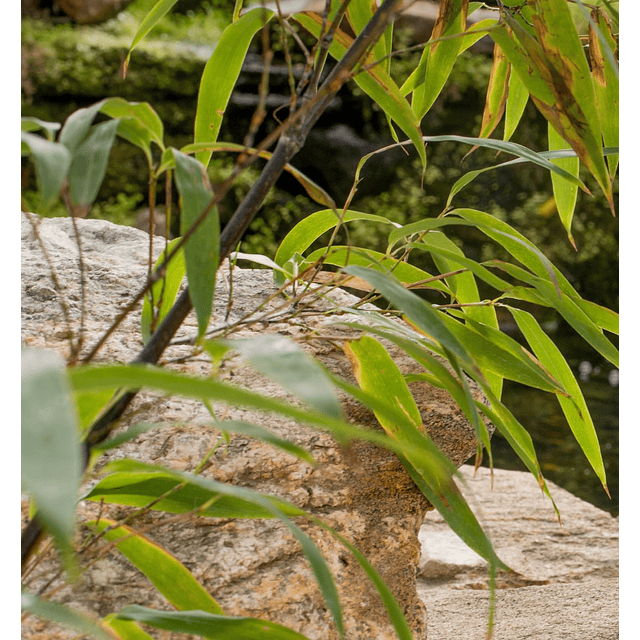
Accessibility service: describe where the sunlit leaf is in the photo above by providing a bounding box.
[503,60,529,141]
[548,122,579,247]
[141,237,186,344]
[508,308,608,494]
[88,519,225,614]
[194,8,275,169]
[114,606,309,639]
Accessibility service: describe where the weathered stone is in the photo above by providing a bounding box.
[418,465,619,639]
[21,213,487,639]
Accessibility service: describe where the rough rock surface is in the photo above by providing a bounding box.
[21,213,486,640]
[56,0,133,24]
[419,465,619,639]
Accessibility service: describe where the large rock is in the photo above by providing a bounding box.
[21,213,487,639]
[419,465,619,639]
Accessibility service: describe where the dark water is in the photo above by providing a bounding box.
[484,333,619,517]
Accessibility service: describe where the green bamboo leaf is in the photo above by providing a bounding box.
[227,334,342,420]
[68,119,120,209]
[341,266,474,368]
[503,62,529,141]
[89,519,225,614]
[21,593,114,640]
[114,606,310,639]
[123,0,182,75]
[21,116,61,141]
[83,463,306,519]
[90,460,344,638]
[437,312,566,394]
[508,308,608,494]
[548,122,579,247]
[346,335,423,431]
[411,0,470,120]
[275,209,400,267]
[100,98,164,164]
[141,237,186,345]
[59,99,108,154]
[20,132,72,211]
[22,349,81,567]
[74,388,115,433]
[194,8,275,169]
[589,8,619,177]
[173,149,220,338]
[293,12,426,171]
[104,616,155,640]
[491,262,618,367]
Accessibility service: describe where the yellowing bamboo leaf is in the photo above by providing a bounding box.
[589,8,619,177]
[503,64,529,141]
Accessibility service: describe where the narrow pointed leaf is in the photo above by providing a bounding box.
[89,519,224,614]
[503,62,529,141]
[68,119,120,208]
[123,0,181,75]
[103,616,155,640]
[173,149,219,338]
[548,122,579,247]
[21,116,61,141]
[194,8,274,169]
[411,0,470,120]
[20,132,72,211]
[141,238,187,345]
[589,8,619,177]
[21,593,115,640]
[509,308,608,492]
[22,349,81,566]
[114,606,309,639]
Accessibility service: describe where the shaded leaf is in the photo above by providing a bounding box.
[173,149,220,338]
[20,132,72,211]
[21,593,116,640]
[68,119,120,208]
[21,116,61,141]
[22,349,81,566]
[59,99,108,154]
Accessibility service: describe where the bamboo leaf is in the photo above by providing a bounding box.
[59,99,108,154]
[503,62,529,141]
[103,616,155,640]
[275,209,400,267]
[22,349,81,567]
[141,238,186,345]
[172,149,220,338]
[508,308,608,494]
[21,593,115,640]
[113,606,309,639]
[548,122,579,247]
[89,519,225,614]
[411,0,470,120]
[123,0,181,76]
[194,8,274,169]
[68,119,120,209]
[20,132,72,211]
[21,116,61,141]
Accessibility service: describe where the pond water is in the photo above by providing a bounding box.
[486,332,619,517]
